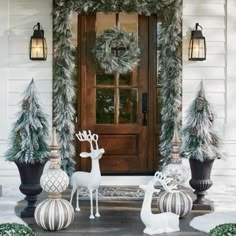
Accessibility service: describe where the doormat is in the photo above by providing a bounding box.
[64,186,191,200]
[64,186,147,200]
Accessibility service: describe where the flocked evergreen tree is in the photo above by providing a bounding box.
[180,81,223,161]
[5,79,49,163]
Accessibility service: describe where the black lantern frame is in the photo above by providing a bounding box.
[188,23,206,61]
[29,22,47,60]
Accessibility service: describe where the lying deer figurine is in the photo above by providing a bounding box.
[139,171,179,235]
[70,130,105,219]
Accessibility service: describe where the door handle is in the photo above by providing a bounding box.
[142,93,148,126]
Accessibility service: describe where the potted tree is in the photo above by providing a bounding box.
[180,81,223,209]
[5,79,49,217]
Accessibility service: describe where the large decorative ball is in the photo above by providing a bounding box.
[158,190,192,218]
[40,169,69,193]
[35,199,74,231]
[162,160,190,186]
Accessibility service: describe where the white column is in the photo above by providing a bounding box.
[0,0,9,141]
[0,0,9,196]
[225,0,236,140]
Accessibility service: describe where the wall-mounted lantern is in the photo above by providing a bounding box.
[29,22,47,60]
[188,23,206,61]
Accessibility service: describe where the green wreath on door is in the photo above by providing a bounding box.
[92,27,141,74]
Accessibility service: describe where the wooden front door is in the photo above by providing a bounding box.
[77,13,159,174]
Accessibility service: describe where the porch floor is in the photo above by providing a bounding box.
[16,197,206,236]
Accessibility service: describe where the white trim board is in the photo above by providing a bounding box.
[0,70,8,141]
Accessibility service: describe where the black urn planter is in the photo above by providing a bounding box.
[189,159,214,210]
[15,161,45,217]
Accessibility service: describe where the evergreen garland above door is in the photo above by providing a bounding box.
[53,0,182,176]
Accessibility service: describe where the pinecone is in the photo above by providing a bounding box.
[209,111,214,123]
[20,128,28,139]
[22,99,30,110]
[211,133,219,146]
[15,132,21,143]
[36,111,43,118]
[33,142,39,150]
[196,96,205,111]
[64,124,69,133]
[190,127,198,136]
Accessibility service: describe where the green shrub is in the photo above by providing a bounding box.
[0,223,37,236]
[207,223,236,236]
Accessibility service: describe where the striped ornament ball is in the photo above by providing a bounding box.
[34,199,74,231]
[158,190,192,218]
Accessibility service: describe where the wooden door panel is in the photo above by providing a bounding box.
[99,135,137,155]
[77,13,158,174]
[100,159,145,173]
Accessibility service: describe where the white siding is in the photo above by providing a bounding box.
[183,4,225,16]
[183,0,226,135]
[183,0,236,180]
[0,0,10,188]
[222,0,236,182]
[0,0,53,183]
[8,0,53,138]
[226,0,236,132]
[0,71,8,141]
[0,0,9,142]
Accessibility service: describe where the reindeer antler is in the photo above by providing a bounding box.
[91,134,99,149]
[153,171,177,192]
[76,130,99,150]
[76,130,94,150]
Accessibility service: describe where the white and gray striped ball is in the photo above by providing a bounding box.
[158,190,192,218]
[34,199,74,231]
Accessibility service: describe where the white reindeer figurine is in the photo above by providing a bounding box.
[70,130,105,219]
[139,171,179,235]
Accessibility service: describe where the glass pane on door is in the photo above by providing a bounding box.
[96,70,115,85]
[95,12,139,125]
[96,13,116,34]
[119,88,138,124]
[96,88,115,124]
[119,69,138,86]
